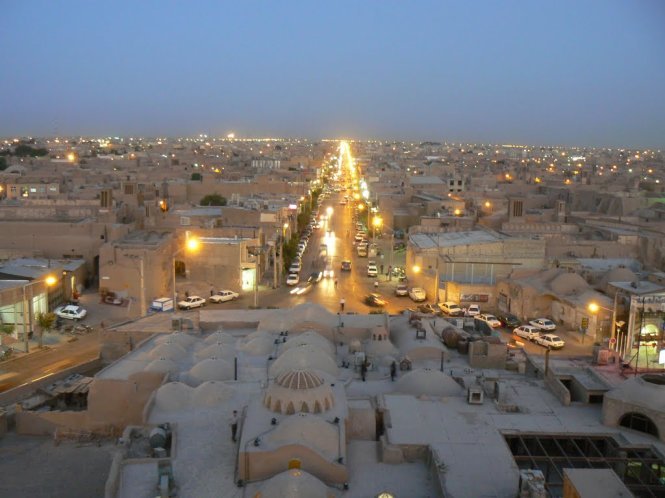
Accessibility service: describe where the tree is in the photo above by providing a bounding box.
[190,172,202,181]
[36,312,56,348]
[0,324,14,345]
[200,193,227,206]
[0,156,7,170]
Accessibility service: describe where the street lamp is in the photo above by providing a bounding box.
[21,275,57,352]
[172,236,200,307]
[588,301,613,343]
[372,216,382,243]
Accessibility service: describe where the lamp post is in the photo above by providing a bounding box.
[21,275,57,353]
[588,301,613,344]
[172,236,200,308]
[372,215,382,244]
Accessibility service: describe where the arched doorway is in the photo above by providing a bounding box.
[619,412,659,438]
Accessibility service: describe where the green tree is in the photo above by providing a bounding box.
[36,312,56,348]
[191,172,202,181]
[200,193,227,206]
[0,323,14,345]
[0,156,6,170]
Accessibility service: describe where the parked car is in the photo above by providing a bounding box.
[209,290,239,303]
[54,305,88,321]
[177,296,206,310]
[286,273,300,286]
[466,304,480,317]
[408,287,427,302]
[513,325,541,341]
[535,333,565,349]
[496,312,520,328]
[364,293,387,307]
[308,271,323,283]
[289,261,302,273]
[417,304,440,315]
[476,313,502,328]
[439,301,463,316]
[529,318,557,331]
[395,284,408,297]
[340,260,352,272]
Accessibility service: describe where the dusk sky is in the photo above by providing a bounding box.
[2,1,664,147]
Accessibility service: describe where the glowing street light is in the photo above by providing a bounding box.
[173,235,200,306]
[412,265,421,274]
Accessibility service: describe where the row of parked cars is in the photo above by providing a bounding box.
[178,290,240,310]
[435,302,565,349]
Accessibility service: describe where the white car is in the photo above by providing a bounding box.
[438,302,463,316]
[408,287,427,302]
[209,290,239,303]
[395,284,408,297]
[529,318,557,331]
[54,305,87,321]
[178,296,206,310]
[367,264,378,277]
[466,304,480,317]
[289,261,302,273]
[323,263,334,278]
[286,273,300,286]
[476,313,502,328]
[513,325,541,341]
[535,333,565,349]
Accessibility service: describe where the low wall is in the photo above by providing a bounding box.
[100,329,156,363]
[426,447,447,498]
[544,370,571,406]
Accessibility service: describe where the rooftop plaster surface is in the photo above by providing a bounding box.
[409,230,502,250]
[528,356,612,391]
[108,310,665,498]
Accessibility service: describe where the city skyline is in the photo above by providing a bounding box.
[2,1,665,148]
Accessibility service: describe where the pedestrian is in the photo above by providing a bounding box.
[230,410,238,442]
[334,278,338,289]
[185,290,190,299]
[210,287,214,297]
[340,297,345,312]
[374,281,379,289]
[390,361,397,381]
[361,360,367,382]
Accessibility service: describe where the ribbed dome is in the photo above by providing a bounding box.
[276,370,324,390]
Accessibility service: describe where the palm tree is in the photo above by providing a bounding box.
[36,312,56,348]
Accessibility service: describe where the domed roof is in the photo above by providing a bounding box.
[549,272,588,295]
[264,413,339,460]
[204,330,235,345]
[276,370,324,390]
[237,332,275,356]
[396,368,462,398]
[601,267,637,287]
[281,331,334,356]
[144,358,180,375]
[265,370,334,414]
[188,358,234,385]
[365,338,398,357]
[191,381,235,407]
[149,343,188,361]
[155,332,197,347]
[196,342,235,361]
[253,469,332,498]
[154,382,192,411]
[269,345,338,378]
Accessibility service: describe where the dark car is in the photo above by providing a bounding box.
[364,293,387,307]
[341,260,352,272]
[308,271,323,284]
[496,312,520,328]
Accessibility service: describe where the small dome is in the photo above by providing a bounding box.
[281,331,335,356]
[237,332,275,356]
[269,345,338,378]
[154,382,192,411]
[365,338,398,358]
[396,368,462,398]
[601,267,637,287]
[276,370,324,390]
[196,342,235,361]
[149,343,188,361]
[192,381,235,407]
[264,413,339,460]
[144,358,179,375]
[253,469,332,498]
[204,330,234,345]
[188,358,234,385]
[155,332,196,347]
[549,272,588,295]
